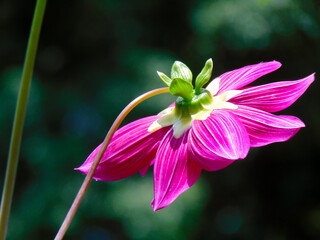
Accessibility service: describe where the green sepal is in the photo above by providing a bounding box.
[157,71,172,86]
[195,58,213,94]
[169,78,194,100]
[171,61,193,84]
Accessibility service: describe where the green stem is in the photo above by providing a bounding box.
[0,1,47,239]
[54,87,169,240]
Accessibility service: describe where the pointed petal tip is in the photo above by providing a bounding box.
[74,165,103,179]
[257,60,281,67]
[151,188,171,212]
[152,206,161,212]
[139,168,148,177]
[272,60,282,66]
[74,165,88,174]
[74,165,100,179]
[299,72,315,86]
[139,160,154,177]
[151,201,166,212]
[307,72,315,83]
[268,60,282,68]
[262,60,282,71]
[74,165,106,181]
[296,119,305,128]
[151,199,158,212]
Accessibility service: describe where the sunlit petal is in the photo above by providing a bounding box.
[232,105,305,147]
[189,110,250,171]
[230,74,314,113]
[152,130,202,211]
[217,61,281,94]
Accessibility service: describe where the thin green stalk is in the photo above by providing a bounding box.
[54,87,169,240]
[0,1,47,239]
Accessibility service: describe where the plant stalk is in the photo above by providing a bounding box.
[0,1,47,239]
[54,87,169,240]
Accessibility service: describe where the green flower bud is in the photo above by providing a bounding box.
[157,71,172,86]
[195,58,213,94]
[171,61,193,84]
[169,78,194,101]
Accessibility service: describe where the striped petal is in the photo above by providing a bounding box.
[232,106,305,147]
[216,61,281,94]
[230,74,314,113]
[189,110,250,171]
[75,116,168,181]
[152,129,202,211]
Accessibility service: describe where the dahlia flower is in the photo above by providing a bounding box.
[76,59,314,211]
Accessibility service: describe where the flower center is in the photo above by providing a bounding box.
[148,59,242,138]
[175,88,213,117]
[148,85,242,138]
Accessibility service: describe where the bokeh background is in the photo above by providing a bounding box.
[1,0,320,239]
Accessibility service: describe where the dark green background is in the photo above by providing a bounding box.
[0,0,319,239]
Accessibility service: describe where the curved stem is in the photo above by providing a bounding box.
[54,87,169,240]
[0,1,47,239]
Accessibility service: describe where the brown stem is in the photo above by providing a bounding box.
[54,87,169,240]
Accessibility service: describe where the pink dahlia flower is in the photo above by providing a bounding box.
[76,59,314,211]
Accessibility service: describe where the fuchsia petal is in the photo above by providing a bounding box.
[189,110,250,171]
[139,159,155,177]
[232,106,305,147]
[152,129,202,211]
[75,116,168,181]
[217,61,281,94]
[231,74,314,113]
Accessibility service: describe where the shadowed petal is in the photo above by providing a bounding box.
[232,106,305,147]
[152,129,202,211]
[189,110,250,171]
[139,159,155,177]
[216,61,281,94]
[231,74,314,113]
[76,116,168,181]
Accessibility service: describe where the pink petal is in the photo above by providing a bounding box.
[217,61,281,94]
[232,105,305,147]
[152,129,202,211]
[75,116,168,181]
[139,159,154,177]
[189,110,250,171]
[231,74,314,113]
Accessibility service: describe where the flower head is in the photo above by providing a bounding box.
[76,59,314,211]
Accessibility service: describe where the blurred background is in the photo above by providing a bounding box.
[0,0,320,239]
